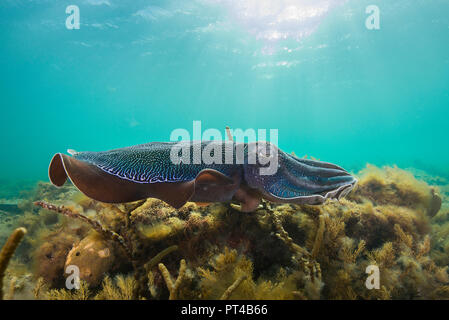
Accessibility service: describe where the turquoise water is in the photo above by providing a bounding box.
[1,0,448,195]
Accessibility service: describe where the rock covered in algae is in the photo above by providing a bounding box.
[349,164,441,216]
[2,164,449,300]
[64,232,117,287]
[34,232,80,288]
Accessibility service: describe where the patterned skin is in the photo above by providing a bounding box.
[48,141,357,212]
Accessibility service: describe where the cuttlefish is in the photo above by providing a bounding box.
[48,136,357,212]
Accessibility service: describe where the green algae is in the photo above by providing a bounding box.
[1,164,449,300]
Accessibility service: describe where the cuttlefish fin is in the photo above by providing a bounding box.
[48,153,195,208]
[233,187,261,212]
[195,169,234,185]
[194,168,261,212]
[191,169,240,203]
[49,153,68,187]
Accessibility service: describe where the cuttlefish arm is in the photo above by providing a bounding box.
[243,143,358,205]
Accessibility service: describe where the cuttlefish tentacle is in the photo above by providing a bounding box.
[48,140,357,212]
[243,142,357,206]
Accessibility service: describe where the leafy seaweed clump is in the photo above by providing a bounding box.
[2,164,449,300]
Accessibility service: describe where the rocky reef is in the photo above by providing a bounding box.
[0,164,449,300]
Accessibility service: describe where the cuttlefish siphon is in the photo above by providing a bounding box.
[48,138,357,212]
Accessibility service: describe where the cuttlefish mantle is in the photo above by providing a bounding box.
[48,138,357,212]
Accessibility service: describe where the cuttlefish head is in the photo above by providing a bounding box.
[243,142,357,205]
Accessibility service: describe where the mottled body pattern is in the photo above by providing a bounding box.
[49,141,357,212]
